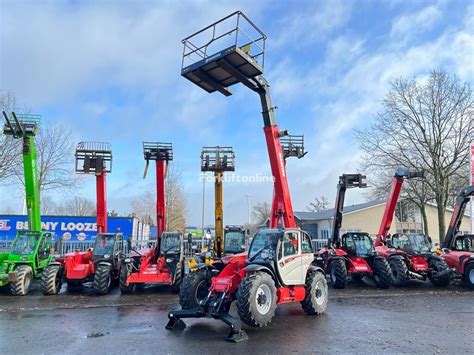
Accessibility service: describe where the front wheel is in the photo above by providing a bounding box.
[236,272,277,327]
[372,257,391,289]
[429,258,450,287]
[329,258,347,289]
[10,265,33,296]
[119,266,135,294]
[462,263,474,289]
[93,264,112,295]
[301,270,328,315]
[179,269,211,309]
[41,264,64,295]
[171,262,183,293]
[389,256,409,287]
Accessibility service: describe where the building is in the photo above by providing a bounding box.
[295,200,471,245]
[0,215,150,241]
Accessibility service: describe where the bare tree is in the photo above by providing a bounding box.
[0,90,21,181]
[355,70,474,242]
[252,202,271,225]
[61,196,96,216]
[41,195,60,215]
[130,164,187,231]
[306,196,330,212]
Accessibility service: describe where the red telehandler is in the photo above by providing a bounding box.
[375,167,452,287]
[166,11,328,342]
[318,174,392,289]
[41,142,125,295]
[120,142,184,293]
[440,185,474,288]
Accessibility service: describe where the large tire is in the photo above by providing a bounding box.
[119,266,135,294]
[93,264,112,295]
[429,258,450,287]
[179,269,211,309]
[301,270,328,315]
[463,263,474,289]
[372,257,391,289]
[389,256,409,287]
[10,265,33,296]
[40,264,64,295]
[171,262,183,293]
[329,258,347,289]
[236,272,277,327]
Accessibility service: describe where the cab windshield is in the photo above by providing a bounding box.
[161,233,181,254]
[224,231,245,253]
[248,230,281,261]
[342,233,374,256]
[93,234,115,256]
[12,232,40,255]
[455,235,474,252]
[393,234,431,253]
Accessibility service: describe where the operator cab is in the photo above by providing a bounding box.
[341,232,375,257]
[454,234,474,252]
[389,233,432,255]
[160,232,183,255]
[12,231,41,255]
[224,226,247,254]
[92,233,123,261]
[247,228,314,286]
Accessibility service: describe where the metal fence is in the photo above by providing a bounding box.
[312,239,328,252]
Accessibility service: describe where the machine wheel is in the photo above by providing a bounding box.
[40,264,64,295]
[389,256,409,287]
[301,270,328,315]
[179,269,211,309]
[372,257,391,289]
[329,258,347,289]
[171,262,183,293]
[94,264,112,295]
[10,265,33,296]
[429,258,450,287]
[119,266,135,294]
[66,280,83,292]
[236,272,277,327]
[463,263,474,289]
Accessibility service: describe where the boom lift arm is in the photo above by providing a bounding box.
[375,167,424,246]
[330,174,367,246]
[2,111,41,232]
[443,185,474,249]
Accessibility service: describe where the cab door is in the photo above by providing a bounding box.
[300,231,314,280]
[37,233,52,268]
[277,230,303,285]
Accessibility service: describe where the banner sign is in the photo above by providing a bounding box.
[0,215,146,241]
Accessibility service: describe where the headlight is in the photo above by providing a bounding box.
[124,258,131,263]
[104,254,111,259]
[166,258,173,263]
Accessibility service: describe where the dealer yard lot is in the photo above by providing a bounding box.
[0,281,472,354]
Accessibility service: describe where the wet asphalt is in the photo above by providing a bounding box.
[0,278,472,354]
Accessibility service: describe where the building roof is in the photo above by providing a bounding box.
[295,199,386,221]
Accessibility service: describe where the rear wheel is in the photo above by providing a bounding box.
[301,270,328,315]
[372,257,391,289]
[329,258,347,289]
[179,269,211,309]
[429,258,450,287]
[172,262,183,293]
[94,264,112,295]
[237,272,277,327]
[10,265,33,296]
[119,266,135,294]
[389,256,409,287]
[41,264,64,295]
[462,263,474,289]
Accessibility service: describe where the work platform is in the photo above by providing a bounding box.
[181,11,266,96]
[75,141,112,174]
[201,146,235,172]
[2,111,40,137]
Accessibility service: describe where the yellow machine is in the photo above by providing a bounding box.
[188,146,235,268]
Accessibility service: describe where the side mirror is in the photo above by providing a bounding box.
[246,229,250,236]
[427,236,432,244]
[126,237,132,249]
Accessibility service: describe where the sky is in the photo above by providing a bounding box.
[0,0,473,226]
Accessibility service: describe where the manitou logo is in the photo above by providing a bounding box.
[0,220,11,231]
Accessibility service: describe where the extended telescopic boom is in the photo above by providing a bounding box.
[443,185,474,249]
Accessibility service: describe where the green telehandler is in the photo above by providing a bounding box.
[0,111,55,295]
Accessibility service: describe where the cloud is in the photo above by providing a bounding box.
[390,3,442,40]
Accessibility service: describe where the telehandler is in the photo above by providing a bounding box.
[0,111,55,295]
[318,174,392,289]
[166,11,328,342]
